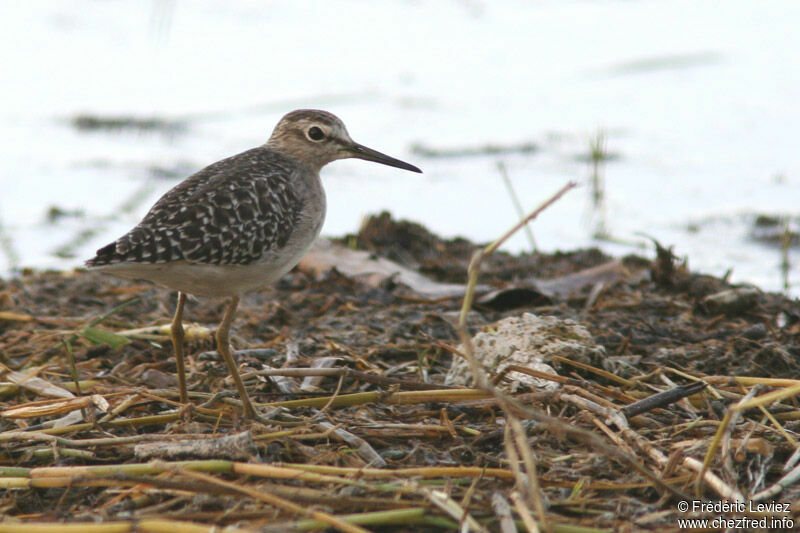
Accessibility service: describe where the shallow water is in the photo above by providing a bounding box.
[1,0,798,295]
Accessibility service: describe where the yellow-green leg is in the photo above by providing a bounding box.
[170,291,188,405]
[216,296,260,419]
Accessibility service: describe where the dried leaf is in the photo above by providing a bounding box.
[0,363,74,399]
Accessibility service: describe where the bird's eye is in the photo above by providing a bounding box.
[307,126,325,141]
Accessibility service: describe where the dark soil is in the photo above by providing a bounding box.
[1,212,799,531]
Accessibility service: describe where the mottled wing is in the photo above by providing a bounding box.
[87,147,303,267]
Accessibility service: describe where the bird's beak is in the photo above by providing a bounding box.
[347,142,422,173]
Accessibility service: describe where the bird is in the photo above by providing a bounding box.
[86,109,422,419]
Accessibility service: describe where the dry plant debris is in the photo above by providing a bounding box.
[2,204,800,532]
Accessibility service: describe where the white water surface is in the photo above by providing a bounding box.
[1,1,798,294]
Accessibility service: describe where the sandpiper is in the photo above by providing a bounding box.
[86,109,422,419]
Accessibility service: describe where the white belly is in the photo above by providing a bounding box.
[94,217,323,297]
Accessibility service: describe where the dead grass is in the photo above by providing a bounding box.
[1,202,800,531]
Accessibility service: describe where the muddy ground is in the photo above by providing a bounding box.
[1,212,799,532]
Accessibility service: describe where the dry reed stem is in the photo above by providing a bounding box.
[420,486,488,533]
[447,180,697,514]
[4,186,799,530]
[170,467,371,533]
[510,490,540,533]
[259,388,492,409]
[277,463,515,480]
[286,508,428,532]
[508,415,549,531]
[491,491,518,533]
[549,355,635,388]
[698,382,800,495]
[453,182,577,529]
[0,520,250,533]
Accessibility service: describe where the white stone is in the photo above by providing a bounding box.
[447,313,606,391]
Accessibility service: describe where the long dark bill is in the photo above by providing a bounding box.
[349,143,422,173]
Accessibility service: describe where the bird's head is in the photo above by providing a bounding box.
[267,109,422,174]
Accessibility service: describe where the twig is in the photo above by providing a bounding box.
[497,161,536,251]
[697,383,800,499]
[134,431,257,461]
[283,508,428,532]
[172,467,372,533]
[420,487,488,533]
[249,366,456,391]
[453,181,690,503]
[491,491,518,533]
[510,491,540,533]
[622,382,707,417]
